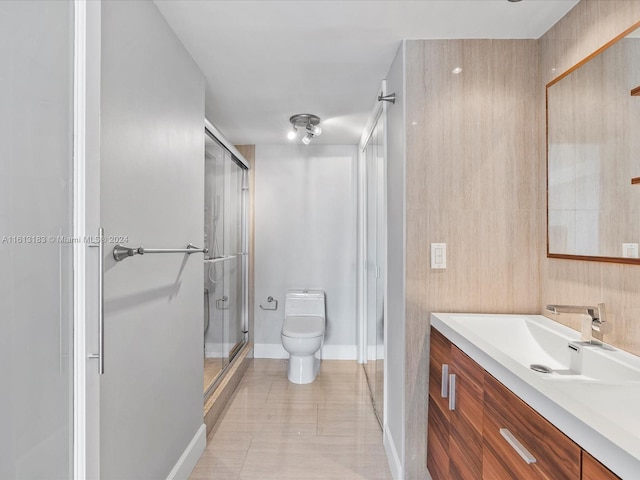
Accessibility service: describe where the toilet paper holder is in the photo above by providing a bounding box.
[259,296,278,311]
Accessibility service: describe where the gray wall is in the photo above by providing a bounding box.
[100,2,205,478]
[384,43,407,478]
[0,1,74,477]
[253,144,358,358]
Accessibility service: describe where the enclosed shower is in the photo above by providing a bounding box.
[203,129,248,398]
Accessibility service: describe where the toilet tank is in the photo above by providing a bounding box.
[285,289,325,318]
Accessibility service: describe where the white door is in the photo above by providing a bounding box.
[0,0,101,478]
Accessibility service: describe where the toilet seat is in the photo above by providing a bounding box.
[282,315,325,338]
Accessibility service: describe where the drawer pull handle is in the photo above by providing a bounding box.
[448,374,456,411]
[441,364,449,398]
[499,428,537,465]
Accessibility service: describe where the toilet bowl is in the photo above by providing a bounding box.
[281,289,326,384]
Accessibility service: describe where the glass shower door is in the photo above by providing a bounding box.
[221,151,245,366]
[365,131,378,397]
[204,131,247,396]
[373,117,385,423]
[204,135,225,390]
[364,111,385,427]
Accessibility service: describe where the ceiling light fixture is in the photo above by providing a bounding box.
[452,67,462,74]
[289,113,322,145]
[307,124,322,136]
[287,128,297,140]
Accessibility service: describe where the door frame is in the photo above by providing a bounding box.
[73,1,102,478]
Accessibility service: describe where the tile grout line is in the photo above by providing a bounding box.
[235,433,254,480]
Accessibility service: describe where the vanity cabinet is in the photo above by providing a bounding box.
[582,452,620,480]
[427,328,484,479]
[427,326,620,480]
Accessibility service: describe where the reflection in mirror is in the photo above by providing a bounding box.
[547,24,640,262]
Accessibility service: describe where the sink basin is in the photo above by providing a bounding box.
[573,342,640,384]
[440,314,640,384]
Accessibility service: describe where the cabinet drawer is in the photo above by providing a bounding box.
[483,373,581,480]
[582,451,619,480]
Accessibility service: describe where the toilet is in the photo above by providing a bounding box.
[281,289,326,384]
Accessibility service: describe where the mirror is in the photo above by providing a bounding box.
[547,23,640,263]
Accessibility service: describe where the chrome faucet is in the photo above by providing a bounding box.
[546,303,608,344]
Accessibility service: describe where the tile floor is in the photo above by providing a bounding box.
[190,359,393,480]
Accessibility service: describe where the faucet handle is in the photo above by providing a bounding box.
[593,320,611,333]
[592,303,611,341]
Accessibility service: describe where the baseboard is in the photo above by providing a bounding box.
[253,343,288,358]
[384,424,403,480]
[322,344,357,359]
[165,423,206,480]
[253,343,357,360]
[204,342,238,358]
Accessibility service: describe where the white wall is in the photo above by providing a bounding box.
[100,2,205,479]
[384,43,406,480]
[253,144,358,359]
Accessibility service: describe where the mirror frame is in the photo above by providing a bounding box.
[546,20,640,264]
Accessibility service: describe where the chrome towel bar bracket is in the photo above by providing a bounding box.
[113,243,208,261]
[377,92,396,104]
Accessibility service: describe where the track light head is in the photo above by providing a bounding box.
[307,124,322,136]
[289,113,321,144]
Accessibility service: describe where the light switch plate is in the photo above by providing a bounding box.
[622,243,639,258]
[431,243,447,269]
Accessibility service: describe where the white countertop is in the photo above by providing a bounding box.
[431,312,640,479]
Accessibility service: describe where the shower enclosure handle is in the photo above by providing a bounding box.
[216,296,229,310]
[88,227,105,374]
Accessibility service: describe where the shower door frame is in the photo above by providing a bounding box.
[203,121,250,398]
[358,80,389,429]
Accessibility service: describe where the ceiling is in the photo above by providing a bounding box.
[155,0,579,146]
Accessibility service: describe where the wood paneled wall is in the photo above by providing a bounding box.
[404,39,541,479]
[539,0,640,356]
[406,3,640,478]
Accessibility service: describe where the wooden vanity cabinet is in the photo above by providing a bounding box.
[582,452,620,480]
[427,326,620,480]
[427,328,484,480]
